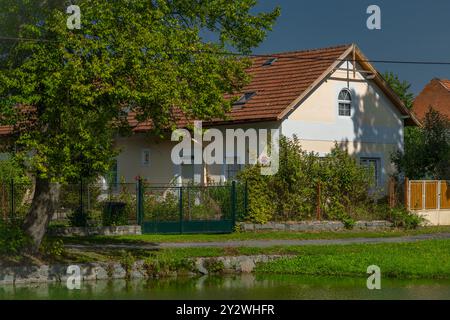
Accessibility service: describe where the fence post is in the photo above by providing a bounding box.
[437,180,441,210]
[422,180,426,210]
[10,179,14,219]
[80,178,84,217]
[179,186,183,234]
[231,181,236,229]
[404,177,410,210]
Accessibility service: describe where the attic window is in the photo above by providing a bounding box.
[262,58,277,66]
[233,92,256,106]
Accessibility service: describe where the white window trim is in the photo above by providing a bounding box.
[337,88,353,118]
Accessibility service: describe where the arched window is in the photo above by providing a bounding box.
[338,89,352,116]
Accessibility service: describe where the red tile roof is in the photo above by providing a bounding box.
[413,78,450,120]
[1,43,419,135]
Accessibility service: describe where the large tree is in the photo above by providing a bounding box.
[392,107,450,180]
[383,73,450,179]
[0,0,279,250]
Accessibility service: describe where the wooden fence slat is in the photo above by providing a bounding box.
[425,181,438,209]
[410,182,423,210]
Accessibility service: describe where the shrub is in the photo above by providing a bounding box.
[0,219,30,255]
[39,237,65,257]
[388,206,424,229]
[68,207,89,227]
[237,136,377,224]
[102,201,129,226]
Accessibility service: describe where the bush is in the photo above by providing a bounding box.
[237,136,378,224]
[68,207,89,227]
[102,201,129,226]
[39,237,65,257]
[0,219,30,255]
[388,206,424,229]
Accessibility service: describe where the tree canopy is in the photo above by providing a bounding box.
[0,0,280,249]
[0,0,280,182]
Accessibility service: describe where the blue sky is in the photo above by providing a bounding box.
[250,0,450,95]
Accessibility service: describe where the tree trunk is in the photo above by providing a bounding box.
[22,177,61,252]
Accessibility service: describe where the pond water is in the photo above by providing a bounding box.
[1,274,450,300]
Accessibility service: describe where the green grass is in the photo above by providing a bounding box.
[255,240,450,279]
[59,226,450,245]
[61,239,450,279]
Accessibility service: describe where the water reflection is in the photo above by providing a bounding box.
[1,274,449,300]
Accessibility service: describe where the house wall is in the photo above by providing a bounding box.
[114,62,406,190]
[114,134,177,184]
[281,61,405,190]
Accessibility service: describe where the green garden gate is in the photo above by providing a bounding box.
[137,181,246,234]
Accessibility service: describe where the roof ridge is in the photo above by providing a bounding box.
[253,44,353,58]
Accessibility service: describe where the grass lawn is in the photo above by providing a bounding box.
[255,240,450,279]
[58,226,450,245]
[58,239,450,279]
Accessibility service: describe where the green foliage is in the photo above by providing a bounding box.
[236,165,274,223]
[383,72,414,109]
[68,207,89,227]
[144,190,179,221]
[388,206,424,230]
[143,255,195,277]
[393,107,450,179]
[255,240,450,279]
[0,157,30,184]
[0,0,279,183]
[39,237,65,257]
[238,136,376,223]
[341,217,356,230]
[119,250,136,278]
[102,202,129,226]
[203,258,225,273]
[0,219,31,255]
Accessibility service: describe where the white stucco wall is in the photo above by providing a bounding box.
[114,62,406,190]
[281,61,405,190]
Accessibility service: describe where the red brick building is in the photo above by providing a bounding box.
[413,78,450,121]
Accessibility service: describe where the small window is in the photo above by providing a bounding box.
[233,92,256,106]
[141,149,150,166]
[338,89,352,117]
[360,157,380,186]
[262,58,277,66]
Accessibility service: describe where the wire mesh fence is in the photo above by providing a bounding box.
[0,180,247,233]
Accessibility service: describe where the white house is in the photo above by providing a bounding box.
[113,44,419,191]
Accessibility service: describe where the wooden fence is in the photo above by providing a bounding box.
[406,179,450,211]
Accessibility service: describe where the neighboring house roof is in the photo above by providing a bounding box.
[413,78,450,120]
[0,43,420,136]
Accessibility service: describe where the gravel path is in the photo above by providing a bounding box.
[65,232,450,250]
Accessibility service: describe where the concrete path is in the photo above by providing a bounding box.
[65,232,450,250]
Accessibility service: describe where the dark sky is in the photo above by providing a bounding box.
[251,0,450,95]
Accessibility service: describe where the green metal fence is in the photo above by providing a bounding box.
[139,181,247,234]
[1,179,247,234]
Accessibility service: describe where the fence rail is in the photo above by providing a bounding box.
[0,180,247,234]
[406,179,450,211]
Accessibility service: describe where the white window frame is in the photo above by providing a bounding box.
[338,88,352,117]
